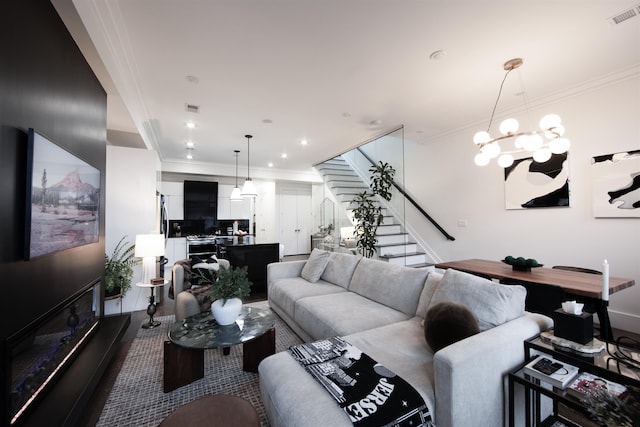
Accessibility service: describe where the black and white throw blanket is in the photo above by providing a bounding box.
[289,337,434,427]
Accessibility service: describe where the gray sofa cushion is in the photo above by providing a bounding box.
[269,277,345,318]
[430,269,526,331]
[294,292,410,340]
[415,271,443,319]
[320,252,362,288]
[348,258,430,316]
[300,249,330,282]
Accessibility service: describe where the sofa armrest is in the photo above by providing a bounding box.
[267,260,306,283]
[172,261,187,295]
[433,313,553,427]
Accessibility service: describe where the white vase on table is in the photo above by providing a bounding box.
[211,297,242,325]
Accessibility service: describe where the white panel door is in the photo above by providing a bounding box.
[280,192,311,256]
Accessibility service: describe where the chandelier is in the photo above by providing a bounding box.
[473,58,570,168]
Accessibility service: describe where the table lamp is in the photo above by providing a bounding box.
[135,234,165,284]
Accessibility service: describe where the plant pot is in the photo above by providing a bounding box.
[210,297,242,325]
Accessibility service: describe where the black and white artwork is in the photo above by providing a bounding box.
[25,129,100,259]
[504,153,570,210]
[591,150,640,218]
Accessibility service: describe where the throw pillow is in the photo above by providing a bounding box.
[424,301,479,353]
[300,249,331,283]
[430,269,526,331]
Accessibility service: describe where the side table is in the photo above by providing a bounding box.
[136,281,166,329]
[508,332,640,426]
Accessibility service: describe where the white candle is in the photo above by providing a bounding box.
[602,259,610,301]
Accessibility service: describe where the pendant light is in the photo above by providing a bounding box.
[230,150,243,201]
[473,58,570,168]
[240,134,258,197]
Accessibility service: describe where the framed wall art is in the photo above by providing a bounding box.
[591,150,640,218]
[504,153,570,210]
[25,128,101,259]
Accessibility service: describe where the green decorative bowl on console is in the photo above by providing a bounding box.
[502,256,542,272]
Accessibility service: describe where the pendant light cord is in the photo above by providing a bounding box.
[486,68,513,133]
[246,135,251,180]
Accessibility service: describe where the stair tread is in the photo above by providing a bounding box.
[405,262,434,268]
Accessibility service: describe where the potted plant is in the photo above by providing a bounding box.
[104,236,139,298]
[209,265,252,325]
[350,161,396,258]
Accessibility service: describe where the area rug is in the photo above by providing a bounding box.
[97,301,302,426]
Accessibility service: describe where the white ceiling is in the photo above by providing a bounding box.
[59,0,640,174]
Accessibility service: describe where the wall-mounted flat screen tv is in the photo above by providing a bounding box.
[25,129,100,260]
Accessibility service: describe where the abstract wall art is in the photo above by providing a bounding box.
[591,150,640,218]
[504,153,570,210]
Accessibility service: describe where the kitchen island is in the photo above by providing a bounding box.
[216,237,279,297]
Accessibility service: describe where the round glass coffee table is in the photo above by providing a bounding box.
[164,306,276,392]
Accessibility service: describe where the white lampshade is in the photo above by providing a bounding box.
[497,154,514,168]
[241,179,257,198]
[539,114,561,130]
[134,234,165,257]
[340,226,355,239]
[473,131,490,145]
[499,118,519,135]
[533,148,552,163]
[481,142,501,159]
[230,186,243,201]
[474,152,490,166]
[135,234,165,284]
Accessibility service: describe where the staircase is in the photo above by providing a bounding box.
[315,156,430,267]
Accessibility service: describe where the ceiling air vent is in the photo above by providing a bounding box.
[608,5,639,25]
[185,103,200,113]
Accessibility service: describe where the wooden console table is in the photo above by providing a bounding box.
[434,259,635,341]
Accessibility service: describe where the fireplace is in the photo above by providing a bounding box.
[5,283,100,425]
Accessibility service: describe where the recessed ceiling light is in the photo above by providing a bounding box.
[186,141,195,148]
[281,153,287,159]
[262,119,273,124]
[300,139,308,145]
[268,162,274,167]
[429,50,447,61]
[185,121,196,129]
[186,152,193,160]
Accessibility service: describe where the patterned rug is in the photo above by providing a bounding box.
[97,301,302,426]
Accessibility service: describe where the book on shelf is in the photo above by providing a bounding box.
[523,355,580,389]
[566,371,627,400]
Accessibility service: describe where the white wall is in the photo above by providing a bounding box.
[405,73,640,333]
[105,146,161,315]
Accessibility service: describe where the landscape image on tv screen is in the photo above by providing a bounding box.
[25,129,100,259]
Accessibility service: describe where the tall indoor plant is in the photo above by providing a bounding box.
[209,265,252,325]
[104,236,139,298]
[350,161,396,258]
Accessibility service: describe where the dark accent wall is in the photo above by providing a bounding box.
[0,0,107,424]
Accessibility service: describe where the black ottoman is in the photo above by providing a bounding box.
[159,394,259,427]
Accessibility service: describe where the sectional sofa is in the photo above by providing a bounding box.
[258,249,553,426]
